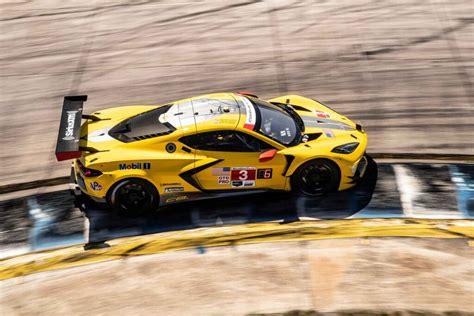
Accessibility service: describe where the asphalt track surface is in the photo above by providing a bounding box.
[1,0,473,186]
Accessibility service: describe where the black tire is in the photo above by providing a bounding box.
[291,159,340,196]
[107,178,159,216]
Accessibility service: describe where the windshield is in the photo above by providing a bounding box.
[248,98,300,146]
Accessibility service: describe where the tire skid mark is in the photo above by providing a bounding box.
[0,1,154,22]
[362,17,474,56]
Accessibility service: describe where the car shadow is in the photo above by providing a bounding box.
[83,157,378,247]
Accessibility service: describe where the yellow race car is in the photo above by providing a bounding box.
[56,92,368,214]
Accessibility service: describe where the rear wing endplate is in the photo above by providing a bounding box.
[55,95,87,161]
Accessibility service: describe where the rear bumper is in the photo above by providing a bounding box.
[70,165,107,205]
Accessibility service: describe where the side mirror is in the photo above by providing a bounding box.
[259,149,277,162]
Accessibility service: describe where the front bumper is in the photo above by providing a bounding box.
[351,155,368,183]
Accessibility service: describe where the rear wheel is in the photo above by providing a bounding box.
[107,178,159,216]
[291,159,340,196]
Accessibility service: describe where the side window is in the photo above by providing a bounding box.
[238,132,274,151]
[180,131,273,152]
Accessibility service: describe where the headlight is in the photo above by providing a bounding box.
[332,142,359,154]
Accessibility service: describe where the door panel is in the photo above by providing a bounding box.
[193,150,287,191]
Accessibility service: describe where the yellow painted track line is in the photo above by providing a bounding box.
[0,218,472,280]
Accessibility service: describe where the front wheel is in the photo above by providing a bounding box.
[291,159,340,196]
[107,178,159,216]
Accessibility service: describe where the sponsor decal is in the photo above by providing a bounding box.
[232,180,255,187]
[239,96,256,130]
[89,181,102,191]
[160,182,181,186]
[62,110,78,141]
[257,168,273,179]
[118,162,151,170]
[218,176,230,185]
[212,167,230,176]
[314,110,330,119]
[213,118,237,125]
[279,128,292,137]
[164,187,184,193]
[231,167,256,181]
[323,129,335,138]
[165,196,188,203]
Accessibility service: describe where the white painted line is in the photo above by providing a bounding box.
[393,165,416,217]
[0,246,29,259]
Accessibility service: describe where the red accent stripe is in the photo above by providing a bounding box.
[56,151,81,161]
[243,123,255,130]
[237,91,258,98]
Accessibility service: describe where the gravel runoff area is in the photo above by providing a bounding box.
[1,238,473,315]
[1,0,473,186]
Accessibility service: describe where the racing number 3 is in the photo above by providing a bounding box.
[231,169,256,181]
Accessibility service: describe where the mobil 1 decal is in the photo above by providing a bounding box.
[231,167,256,188]
[119,162,151,170]
[257,168,272,179]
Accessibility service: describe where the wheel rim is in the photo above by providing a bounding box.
[116,182,153,212]
[299,163,334,195]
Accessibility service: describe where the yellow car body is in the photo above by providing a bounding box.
[57,92,368,212]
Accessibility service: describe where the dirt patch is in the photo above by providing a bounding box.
[1,238,472,315]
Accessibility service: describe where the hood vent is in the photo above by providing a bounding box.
[109,105,176,143]
[305,133,322,141]
[291,105,312,112]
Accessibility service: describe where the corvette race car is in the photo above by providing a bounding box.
[56,92,368,214]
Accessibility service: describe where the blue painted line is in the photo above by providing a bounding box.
[196,246,206,254]
[32,236,85,251]
[449,165,474,219]
[352,209,405,218]
[27,198,54,251]
[27,197,85,251]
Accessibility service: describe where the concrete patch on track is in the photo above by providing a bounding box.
[1,237,473,315]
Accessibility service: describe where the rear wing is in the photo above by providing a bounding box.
[55,95,87,161]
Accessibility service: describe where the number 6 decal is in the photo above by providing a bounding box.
[257,168,273,179]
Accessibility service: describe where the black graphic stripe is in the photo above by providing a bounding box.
[179,159,223,191]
